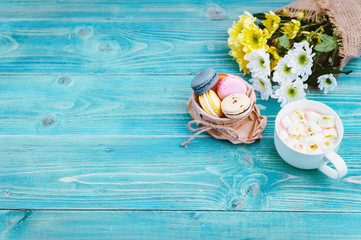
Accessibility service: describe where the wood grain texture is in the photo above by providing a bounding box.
[0,74,359,136]
[1,20,234,74]
[0,0,293,19]
[1,210,361,239]
[0,0,360,238]
[0,20,358,74]
[0,136,360,210]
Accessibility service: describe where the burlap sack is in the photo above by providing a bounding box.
[276,0,361,69]
[181,81,267,147]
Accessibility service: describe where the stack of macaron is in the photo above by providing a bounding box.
[191,68,252,119]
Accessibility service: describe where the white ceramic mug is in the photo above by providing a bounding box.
[274,100,347,180]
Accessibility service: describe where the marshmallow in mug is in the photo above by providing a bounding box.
[278,109,338,154]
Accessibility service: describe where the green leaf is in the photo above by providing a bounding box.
[278,35,289,49]
[314,34,338,52]
[307,62,352,87]
[326,68,352,75]
[314,63,352,75]
[253,13,266,20]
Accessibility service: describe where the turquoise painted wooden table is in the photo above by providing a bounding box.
[1,0,361,239]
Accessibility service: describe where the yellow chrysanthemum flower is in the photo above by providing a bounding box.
[235,51,250,75]
[267,46,282,70]
[227,11,256,41]
[281,19,301,39]
[262,11,281,39]
[271,38,281,48]
[239,22,269,54]
[243,11,257,22]
[270,59,279,71]
[228,49,250,75]
[227,11,258,75]
[268,46,281,60]
[278,8,290,17]
[301,31,321,44]
[299,28,324,45]
[295,11,304,20]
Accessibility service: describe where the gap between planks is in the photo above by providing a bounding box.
[0,73,359,76]
[2,209,361,214]
[0,135,359,139]
[0,18,237,22]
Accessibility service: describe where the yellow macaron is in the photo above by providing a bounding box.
[198,90,223,117]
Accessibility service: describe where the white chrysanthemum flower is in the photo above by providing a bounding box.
[273,56,297,83]
[288,41,315,79]
[293,41,312,52]
[270,84,281,99]
[246,49,271,78]
[250,76,273,100]
[274,79,308,107]
[317,74,337,94]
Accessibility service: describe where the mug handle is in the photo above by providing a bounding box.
[318,151,347,180]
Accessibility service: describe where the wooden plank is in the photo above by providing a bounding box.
[0,20,234,74]
[0,20,359,74]
[1,210,361,239]
[0,0,293,19]
[0,74,359,136]
[0,136,360,210]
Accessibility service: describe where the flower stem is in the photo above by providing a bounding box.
[300,22,319,29]
[313,52,322,63]
[268,32,283,41]
[331,43,339,65]
[307,22,331,42]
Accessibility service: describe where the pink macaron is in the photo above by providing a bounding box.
[216,75,247,100]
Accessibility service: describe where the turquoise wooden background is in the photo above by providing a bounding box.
[0,0,361,239]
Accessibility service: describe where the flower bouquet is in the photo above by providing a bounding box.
[227,0,361,107]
